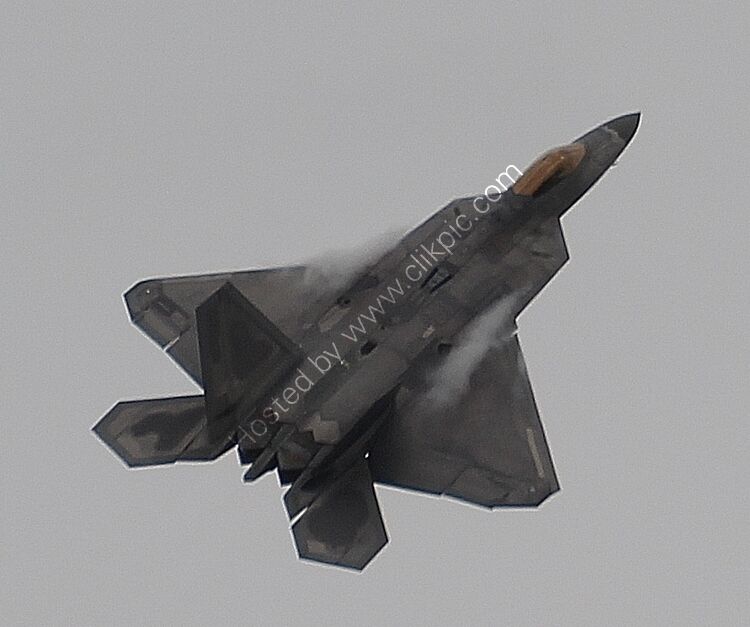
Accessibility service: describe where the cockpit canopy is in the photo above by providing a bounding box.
[513,143,586,197]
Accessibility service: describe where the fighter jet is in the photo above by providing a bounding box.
[94,113,640,569]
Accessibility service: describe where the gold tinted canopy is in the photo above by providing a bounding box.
[513,143,586,196]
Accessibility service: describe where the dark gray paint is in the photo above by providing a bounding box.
[94,115,639,569]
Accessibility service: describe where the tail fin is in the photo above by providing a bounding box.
[196,282,302,422]
[94,281,303,467]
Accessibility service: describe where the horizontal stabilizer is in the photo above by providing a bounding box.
[92,395,232,467]
[292,459,388,570]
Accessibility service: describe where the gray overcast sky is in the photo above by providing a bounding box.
[1,3,747,626]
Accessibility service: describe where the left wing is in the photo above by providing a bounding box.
[124,266,343,385]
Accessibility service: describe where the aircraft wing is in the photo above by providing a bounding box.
[367,217,569,508]
[368,334,559,507]
[123,266,341,385]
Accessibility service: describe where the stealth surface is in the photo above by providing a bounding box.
[91,114,640,571]
[292,458,388,570]
[369,335,558,507]
[124,266,339,384]
[94,395,210,466]
[196,282,302,420]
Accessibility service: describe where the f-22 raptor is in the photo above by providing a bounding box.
[94,113,640,569]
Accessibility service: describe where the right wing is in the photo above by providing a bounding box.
[368,335,559,508]
[368,217,568,507]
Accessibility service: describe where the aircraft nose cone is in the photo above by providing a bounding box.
[606,112,641,144]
